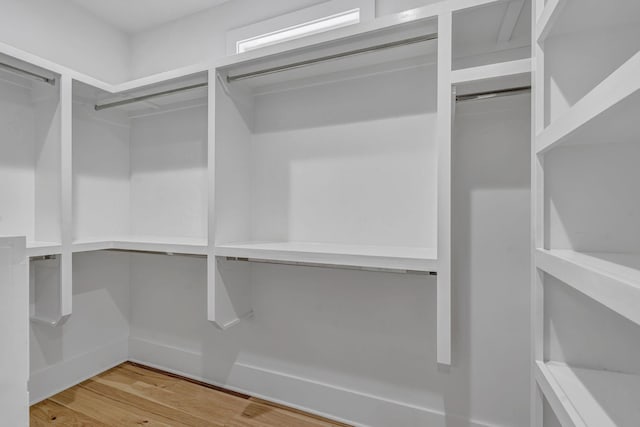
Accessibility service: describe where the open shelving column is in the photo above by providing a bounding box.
[208,10,448,361]
[0,54,71,326]
[531,0,640,425]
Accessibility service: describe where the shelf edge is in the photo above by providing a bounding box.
[535,361,587,427]
[536,51,640,154]
[535,249,640,326]
[451,58,531,84]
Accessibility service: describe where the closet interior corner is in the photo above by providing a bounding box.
[71,75,209,254]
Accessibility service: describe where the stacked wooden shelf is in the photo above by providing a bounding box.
[536,361,640,427]
[536,250,640,326]
[215,242,437,272]
[536,51,640,154]
[532,0,640,425]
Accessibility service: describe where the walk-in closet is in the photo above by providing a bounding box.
[0,0,637,425]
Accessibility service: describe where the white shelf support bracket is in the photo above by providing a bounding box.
[437,9,453,366]
[216,72,231,98]
[208,256,253,330]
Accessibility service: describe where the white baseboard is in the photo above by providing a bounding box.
[129,337,491,427]
[29,338,128,405]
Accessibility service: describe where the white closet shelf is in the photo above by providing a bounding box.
[536,51,640,154]
[536,361,640,427]
[215,242,437,272]
[72,237,207,256]
[536,249,640,326]
[451,58,531,85]
[26,241,62,257]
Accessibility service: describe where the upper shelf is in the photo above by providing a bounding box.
[452,58,531,98]
[537,0,640,42]
[536,249,640,326]
[451,58,531,84]
[536,361,640,427]
[452,0,531,70]
[536,51,640,154]
[215,241,437,273]
[26,241,62,258]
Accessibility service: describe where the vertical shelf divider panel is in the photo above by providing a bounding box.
[531,0,545,425]
[0,236,28,425]
[32,73,72,326]
[437,9,453,366]
[208,68,253,329]
[59,74,73,322]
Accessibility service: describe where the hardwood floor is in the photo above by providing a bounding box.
[30,362,351,426]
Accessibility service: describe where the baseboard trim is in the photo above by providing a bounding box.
[29,338,128,405]
[128,337,491,427]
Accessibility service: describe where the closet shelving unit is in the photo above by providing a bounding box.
[208,0,533,367]
[532,0,640,426]
[0,0,535,383]
[210,14,445,353]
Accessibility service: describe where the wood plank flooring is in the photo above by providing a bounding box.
[30,362,351,427]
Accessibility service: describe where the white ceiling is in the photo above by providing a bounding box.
[69,0,232,33]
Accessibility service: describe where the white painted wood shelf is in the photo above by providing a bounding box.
[72,237,207,256]
[536,249,640,326]
[536,361,640,427]
[451,58,531,84]
[215,242,437,273]
[26,241,63,257]
[536,49,640,154]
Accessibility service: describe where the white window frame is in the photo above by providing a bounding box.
[226,0,375,56]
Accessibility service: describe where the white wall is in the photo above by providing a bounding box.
[129,0,442,78]
[0,0,130,83]
[0,0,444,83]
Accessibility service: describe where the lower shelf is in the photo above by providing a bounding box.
[72,237,208,256]
[536,249,640,326]
[536,361,640,427]
[214,241,437,272]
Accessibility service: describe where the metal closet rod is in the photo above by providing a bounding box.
[94,82,208,111]
[225,256,437,275]
[0,61,55,85]
[226,32,439,83]
[456,85,531,102]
